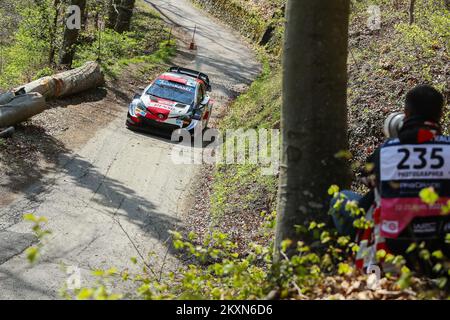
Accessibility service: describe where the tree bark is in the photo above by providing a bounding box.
[114,0,136,33]
[49,0,61,65]
[0,93,46,128]
[107,0,120,29]
[274,0,351,259]
[59,0,87,67]
[409,0,416,24]
[259,5,285,46]
[18,61,105,100]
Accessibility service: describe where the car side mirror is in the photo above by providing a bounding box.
[200,96,210,105]
[133,93,142,100]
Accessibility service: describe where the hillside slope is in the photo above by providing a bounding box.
[188,0,450,248]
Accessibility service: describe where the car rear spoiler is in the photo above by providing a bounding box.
[169,66,212,92]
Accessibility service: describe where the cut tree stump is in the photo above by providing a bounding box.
[0,93,46,128]
[17,61,105,100]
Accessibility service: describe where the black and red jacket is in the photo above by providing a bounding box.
[359,117,450,264]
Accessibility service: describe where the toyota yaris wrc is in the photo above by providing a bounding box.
[126,67,213,134]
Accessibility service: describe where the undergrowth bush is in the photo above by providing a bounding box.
[0,2,51,88]
[26,185,450,300]
[0,0,170,89]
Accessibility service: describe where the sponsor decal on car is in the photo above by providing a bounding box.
[381,220,399,234]
[444,222,450,232]
[412,222,438,234]
[148,103,177,112]
[157,79,195,92]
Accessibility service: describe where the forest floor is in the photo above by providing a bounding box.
[182,0,450,299]
[186,0,450,251]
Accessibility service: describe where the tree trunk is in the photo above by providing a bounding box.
[81,2,89,31]
[18,61,105,100]
[59,0,87,67]
[49,0,61,65]
[259,5,285,46]
[115,0,136,33]
[274,0,351,259]
[409,0,416,24]
[0,93,46,128]
[107,0,120,29]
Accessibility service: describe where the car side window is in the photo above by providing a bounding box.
[201,85,206,99]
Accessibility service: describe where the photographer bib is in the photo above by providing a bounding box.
[380,136,450,238]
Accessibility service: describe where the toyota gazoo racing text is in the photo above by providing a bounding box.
[127,67,213,134]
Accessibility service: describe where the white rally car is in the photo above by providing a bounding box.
[127,67,213,133]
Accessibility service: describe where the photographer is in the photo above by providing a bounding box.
[330,84,450,270]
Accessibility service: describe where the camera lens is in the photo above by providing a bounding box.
[384,112,405,138]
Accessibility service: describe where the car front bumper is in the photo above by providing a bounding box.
[126,113,202,134]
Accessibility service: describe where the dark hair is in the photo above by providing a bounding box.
[405,85,445,122]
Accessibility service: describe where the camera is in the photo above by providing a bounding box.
[384,112,405,138]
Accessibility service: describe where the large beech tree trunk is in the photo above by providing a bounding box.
[59,0,87,67]
[18,61,105,100]
[115,0,136,33]
[274,0,351,259]
[0,93,46,128]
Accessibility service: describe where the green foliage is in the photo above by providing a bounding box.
[419,187,440,206]
[192,0,285,56]
[62,212,365,300]
[60,267,124,301]
[191,0,267,42]
[23,214,51,264]
[397,6,450,69]
[0,1,54,88]
[28,190,450,299]
[220,63,280,131]
[73,1,173,78]
[0,0,172,89]
[211,163,278,224]
[208,55,279,227]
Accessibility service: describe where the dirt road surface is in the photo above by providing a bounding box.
[0,0,260,299]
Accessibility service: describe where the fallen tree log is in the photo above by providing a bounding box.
[0,61,104,128]
[0,92,15,105]
[0,93,46,128]
[17,61,105,100]
[0,126,15,138]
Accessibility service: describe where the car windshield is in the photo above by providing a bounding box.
[147,79,195,105]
